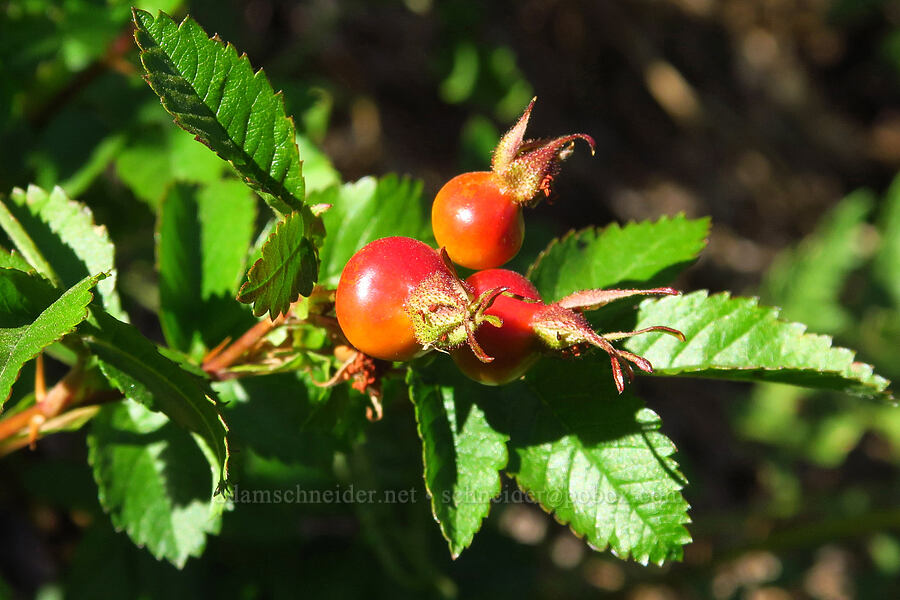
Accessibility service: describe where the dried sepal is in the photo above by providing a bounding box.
[492,97,537,174]
[312,346,388,421]
[529,289,685,393]
[404,248,511,362]
[558,287,679,311]
[405,270,474,350]
[491,97,595,207]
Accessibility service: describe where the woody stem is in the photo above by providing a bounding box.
[203,313,286,375]
[0,365,122,447]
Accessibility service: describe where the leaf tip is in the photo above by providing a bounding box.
[131,6,150,24]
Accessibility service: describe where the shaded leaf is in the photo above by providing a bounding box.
[296,134,340,194]
[0,271,100,410]
[315,175,430,286]
[157,181,256,355]
[763,189,873,333]
[506,360,691,565]
[87,400,224,568]
[528,215,710,301]
[215,372,366,469]
[0,247,32,272]
[1,185,122,317]
[61,132,128,198]
[81,310,230,489]
[65,518,202,600]
[132,9,304,215]
[115,122,229,207]
[237,210,317,318]
[408,369,508,558]
[624,291,892,400]
[875,175,900,308]
[0,195,56,283]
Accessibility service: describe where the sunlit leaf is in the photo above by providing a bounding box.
[236,210,318,318]
[625,291,892,400]
[408,369,508,558]
[0,271,100,410]
[507,361,691,565]
[81,310,230,490]
[528,215,709,301]
[316,175,430,286]
[88,400,225,568]
[1,185,122,317]
[132,9,305,215]
[157,181,256,355]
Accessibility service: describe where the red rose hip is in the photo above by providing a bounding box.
[432,172,525,270]
[431,98,594,270]
[336,237,447,361]
[451,269,543,385]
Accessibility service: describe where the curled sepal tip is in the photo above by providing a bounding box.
[491,97,595,207]
[530,303,684,393]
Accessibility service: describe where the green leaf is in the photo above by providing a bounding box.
[763,189,873,333]
[296,134,340,195]
[0,247,33,272]
[216,372,366,469]
[64,517,200,600]
[1,185,122,317]
[157,181,256,355]
[87,400,224,568]
[736,383,871,468]
[237,210,318,318]
[875,175,900,308]
[60,132,128,199]
[80,310,230,489]
[115,122,229,208]
[0,271,100,410]
[506,360,691,565]
[624,291,892,400]
[315,175,430,286]
[132,9,305,215]
[0,195,56,283]
[408,369,508,558]
[527,215,710,301]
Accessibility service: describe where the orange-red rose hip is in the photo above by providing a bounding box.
[451,269,542,385]
[336,237,447,361]
[432,172,525,270]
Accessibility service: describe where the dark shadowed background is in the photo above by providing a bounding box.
[2,0,900,598]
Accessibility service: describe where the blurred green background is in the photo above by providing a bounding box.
[2,0,900,597]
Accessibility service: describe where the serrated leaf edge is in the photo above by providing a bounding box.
[526,213,711,286]
[83,323,231,487]
[0,195,59,285]
[509,391,692,566]
[132,9,305,215]
[16,185,122,316]
[635,290,892,399]
[237,211,313,318]
[0,272,102,408]
[85,404,220,569]
[407,370,509,559]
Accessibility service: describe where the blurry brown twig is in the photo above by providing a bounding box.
[28,26,137,129]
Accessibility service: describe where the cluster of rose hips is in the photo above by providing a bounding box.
[335,99,684,391]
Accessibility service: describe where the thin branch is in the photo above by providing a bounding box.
[28,27,136,128]
[202,314,286,375]
[0,406,102,457]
